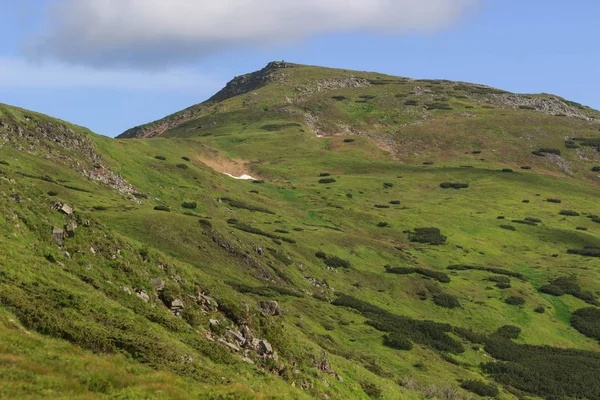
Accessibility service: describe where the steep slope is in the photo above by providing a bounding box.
[2,64,600,400]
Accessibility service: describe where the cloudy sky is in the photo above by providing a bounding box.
[1,0,599,137]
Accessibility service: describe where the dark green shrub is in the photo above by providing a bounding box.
[433,293,461,309]
[538,148,561,155]
[448,264,525,280]
[521,166,532,170]
[199,219,212,228]
[472,150,482,154]
[324,256,351,269]
[522,199,530,203]
[231,222,295,244]
[495,325,521,340]
[532,151,545,156]
[176,163,188,169]
[497,216,505,219]
[534,306,545,314]
[331,96,346,101]
[500,224,516,231]
[502,168,513,172]
[460,380,499,397]
[318,178,337,184]
[93,206,108,211]
[253,180,264,184]
[592,166,600,172]
[133,192,149,199]
[408,227,447,245]
[547,198,562,203]
[319,173,331,177]
[154,205,171,212]
[383,182,393,188]
[495,282,511,289]
[47,191,59,196]
[155,156,166,160]
[377,222,390,227]
[260,123,301,131]
[559,210,580,216]
[404,100,419,106]
[570,307,600,341]
[423,161,434,165]
[383,332,413,350]
[385,266,450,283]
[315,251,327,259]
[181,156,190,161]
[512,219,537,226]
[576,227,588,231]
[505,296,525,306]
[343,139,355,143]
[182,202,197,209]
[525,217,542,223]
[0,160,9,165]
[440,182,469,189]
[360,381,383,398]
[540,277,597,305]
[425,102,453,110]
[220,198,275,214]
[568,247,600,257]
[374,204,390,209]
[389,200,401,205]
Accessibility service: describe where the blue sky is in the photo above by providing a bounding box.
[1,0,599,137]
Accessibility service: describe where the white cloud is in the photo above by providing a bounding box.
[25,0,479,68]
[0,57,221,91]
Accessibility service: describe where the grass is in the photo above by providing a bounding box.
[2,62,600,399]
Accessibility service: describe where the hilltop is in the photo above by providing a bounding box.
[1,63,600,399]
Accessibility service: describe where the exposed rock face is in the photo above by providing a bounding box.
[151,278,165,292]
[135,290,150,303]
[170,299,185,317]
[490,93,594,120]
[65,221,77,238]
[52,203,73,215]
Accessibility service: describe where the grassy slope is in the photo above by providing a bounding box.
[1,63,600,399]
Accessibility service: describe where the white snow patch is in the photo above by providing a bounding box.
[223,173,257,180]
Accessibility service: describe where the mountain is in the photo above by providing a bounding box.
[2,63,600,400]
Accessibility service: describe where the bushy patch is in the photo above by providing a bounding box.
[383,332,413,350]
[332,295,464,353]
[315,252,351,268]
[547,198,562,203]
[47,191,58,196]
[0,160,9,165]
[559,210,580,216]
[176,163,188,169]
[540,276,597,305]
[331,96,346,101]
[220,198,275,214]
[570,307,600,341]
[408,227,447,245]
[521,166,532,170]
[360,381,383,398]
[181,156,190,161]
[319,172,331,177]
[155,155,166,160]
[260,123,302,131]
[433,293,461,309]
[343,138,355,143]
[494,325,521,340]
[389,200,401,205]
[374,204,390,209]
[440,182,469,189]
[232,221,296,244]
[592,166,600,172]
[500,224,516,231]
[534,306,545,314]
[460,380,499,397]
[383,182,393,188]
[318,178,337,184]
[505,296,525,306]
[501,168,513,172]
[512,219,537,226]
[377,222,390,227]
[448,265,525,280]
[385,265,451,283]
[154,205,171,212]
[181,202,197,209]
[537,148,561,155]
[404,100,419,106]
[567,247,600,257]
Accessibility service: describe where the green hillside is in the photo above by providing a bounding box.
[2,63,600,399]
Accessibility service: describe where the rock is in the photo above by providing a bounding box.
[122,287,132,295]
[226,328,246,347]
[218,338,240,352]
[197,292,218,312]
[136,290,150,303]
[64,221,77,238]
[241,357,255,365]
[151,278,165,291]
[241,325,254,344]
[260,300,281,316]
[170,298,185,316]
[254,246,264,256]
[52,227,64,246]
[89,246,96,255]
[257,339,273,356]
[209,319,220,327]
[52,202,73,215]
[62,251,71,259]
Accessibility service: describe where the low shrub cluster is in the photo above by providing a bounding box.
[385,265,450,283]
[433,293,461,309]
[540,276,598,305]
[559,210,580,216]
[460,380,499,397]
[383,332,413,350]
[501,168,513,172]
[155,155,166,160]
[181,202,197,209]
[220,198,275,214]
[521,166,532,170]
[374,204,390,209]
[448,265,525,280]
[260,123,302,131]
[547,198,562,203]
[231,221,296,244]
[500,224,516,231]
[592,166,600,172]
[181,156,190,161]
[332,295,464,353]
[567,247,600,257]
[389,200,401,205]
[494,325,521,340]
[440,182,469,189]
[383,182,393,188]
[318,178,337,184]
[154,205,171,212]
[505,296,525,306]
[408,227,447,245]
[176,163,188,169]
[316,251,351,268]
[570,307,600,341]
